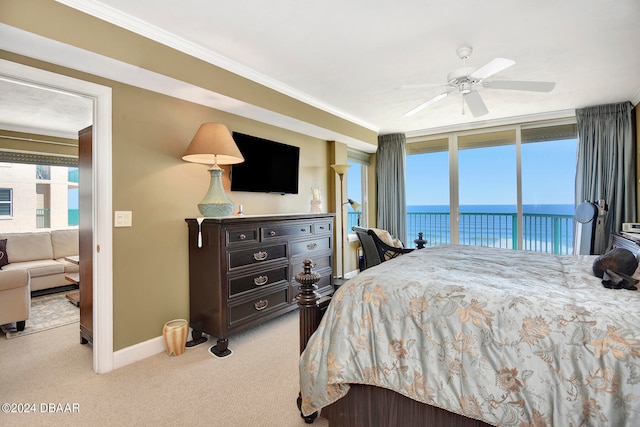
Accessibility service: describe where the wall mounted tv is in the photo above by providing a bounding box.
[230,132,300,195]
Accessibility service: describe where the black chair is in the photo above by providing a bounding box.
[353,227,414,271]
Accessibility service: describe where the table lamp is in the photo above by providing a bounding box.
[182,123,244,217]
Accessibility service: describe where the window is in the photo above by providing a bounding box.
[406,122,577,254]
[346,149,370,231]
[0,188,13,216]
[406,138,449,245]
[36,165,51,180]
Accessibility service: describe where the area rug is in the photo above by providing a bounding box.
[1,291,79,339]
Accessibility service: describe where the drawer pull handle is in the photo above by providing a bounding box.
[254,299,269,311]
[269,231,276,236]
[319,226,325,230]
[306,243,317,250]
[239,234,246,240]
[301,228,307,232]
[253,251,268,261]
[254,275,269,286]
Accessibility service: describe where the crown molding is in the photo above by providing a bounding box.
[55,0,378,132]
[405,109,577,139]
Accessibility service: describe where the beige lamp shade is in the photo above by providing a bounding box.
[347,199,361,211]
[182,123,244,165]
[330,163,351,176]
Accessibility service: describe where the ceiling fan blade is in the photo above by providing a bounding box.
[404,92,449,116]
[463,91,489,117]
[482,80,556,92]
[469,58,515,80]
[400,83,445,89]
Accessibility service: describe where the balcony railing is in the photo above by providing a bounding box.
[68,208,79,226]
[407,211,575,254]
[68,167,79,183]
[36,208,50,229]
[347,212,361,232]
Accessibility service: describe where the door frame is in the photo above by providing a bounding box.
[0,58,114,374]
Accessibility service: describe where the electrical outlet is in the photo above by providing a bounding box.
[114,211,132,227]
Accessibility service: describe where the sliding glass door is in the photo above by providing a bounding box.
[406,121,577,253]
[406,138,450,245]
[457,130,517,248]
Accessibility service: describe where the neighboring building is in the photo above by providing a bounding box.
[0,162,78,233]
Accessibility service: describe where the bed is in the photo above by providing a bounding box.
[297,244,640,426]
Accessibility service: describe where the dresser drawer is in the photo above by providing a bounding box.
[228,287,289,326]
[291,236,331,257]
[316,268,334,294]
[312,221,332,235]
[228,244,287,269]
[226,227,258,245]
[262,223,312,240]
[291,254,332,276]
[228,265,289,297]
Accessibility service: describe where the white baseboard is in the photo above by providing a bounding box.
[344,269,359,279]
[113,330,193,370]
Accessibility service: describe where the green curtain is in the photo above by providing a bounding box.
[575,101,636,254]
[376,133,407,245]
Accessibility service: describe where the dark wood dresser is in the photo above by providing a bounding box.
[185,213,334,356]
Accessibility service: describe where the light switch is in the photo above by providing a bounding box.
[114,211,132,227]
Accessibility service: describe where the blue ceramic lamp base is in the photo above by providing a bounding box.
[198,166,234,217]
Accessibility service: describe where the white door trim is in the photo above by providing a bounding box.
[0,58,114,374]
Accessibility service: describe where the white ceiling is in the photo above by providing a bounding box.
[1,0,640,146]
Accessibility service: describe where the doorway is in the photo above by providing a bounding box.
[0,58,114,373]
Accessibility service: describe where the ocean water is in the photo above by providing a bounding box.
[406,204,575,253]
[408,204,575,215]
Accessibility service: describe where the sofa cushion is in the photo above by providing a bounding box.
[2,259,64,278]
[51,229,79,259]
[0,239,8,269]
[58,258,79,274]
[0,232,53,263]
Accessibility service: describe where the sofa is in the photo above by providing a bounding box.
[0,229,79,292]
[0,269,30,331]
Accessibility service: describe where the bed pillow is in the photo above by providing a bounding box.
[0,239,9,269]
[371,228,395,247]
[371,228,404,248]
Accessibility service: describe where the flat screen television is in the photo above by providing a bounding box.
[230,132,300,195]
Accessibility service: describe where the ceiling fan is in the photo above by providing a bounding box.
[404,46,555,117]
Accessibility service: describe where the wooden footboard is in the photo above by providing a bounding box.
[321,385,492,427]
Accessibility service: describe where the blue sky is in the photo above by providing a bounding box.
[405,139,578,206]
[346,139,577,210]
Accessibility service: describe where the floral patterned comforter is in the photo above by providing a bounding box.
[299,245,640,426]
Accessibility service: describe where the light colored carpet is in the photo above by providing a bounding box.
[1,291,79,339]
[0,310,329,427]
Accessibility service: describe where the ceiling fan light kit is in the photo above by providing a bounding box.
[404,45,556,118]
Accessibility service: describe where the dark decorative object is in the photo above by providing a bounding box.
[592,247,639,290]
[414,232,428,249]
[0,239,9,269]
